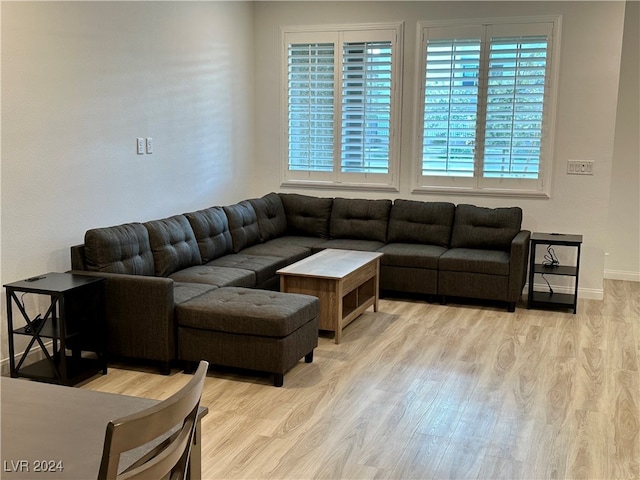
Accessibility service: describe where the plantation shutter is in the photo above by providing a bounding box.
[421,26,483,183]
[341,40,393,174]
[283,25,402,188]
[482,23,553,180]
[287,42,335,173]
[417,19,557,194]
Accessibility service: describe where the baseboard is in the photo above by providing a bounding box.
[526,282,604,301]
[604,269,640,282]
[0,342,52,377]
[576,286,605,301]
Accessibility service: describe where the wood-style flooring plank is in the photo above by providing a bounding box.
[81,280,640,479]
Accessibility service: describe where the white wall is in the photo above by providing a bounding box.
[253,1,629,298]
[606,1,640,282]
[1,1,254,358]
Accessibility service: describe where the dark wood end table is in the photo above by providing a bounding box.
[4,272,107,385]
[527,233,583,314]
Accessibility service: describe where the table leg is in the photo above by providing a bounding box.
[335,280,343,344]
[373,259,380,312]
[6,290,16,377]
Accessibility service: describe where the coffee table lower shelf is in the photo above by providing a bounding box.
[281,275,378,344]
[343,279,376,322]
[278,249,383,344]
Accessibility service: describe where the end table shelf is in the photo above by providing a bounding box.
[4,272,107,385]
[527,233,582,314]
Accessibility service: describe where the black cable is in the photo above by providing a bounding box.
[541,273,554,295]
[18,292,44,333]
[543,245,560,267]
[541,245,560,295]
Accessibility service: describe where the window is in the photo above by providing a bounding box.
[282,24,403,190]
[416,17,561,196]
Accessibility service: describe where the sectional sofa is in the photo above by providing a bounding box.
[70,193,530,375]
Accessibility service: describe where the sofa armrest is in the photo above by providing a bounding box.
[508,230,531,300]
[68,270,176,364]
[70,244,87,270]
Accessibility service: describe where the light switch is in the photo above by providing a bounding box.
[146,137,153,154]
[567,160,594,175]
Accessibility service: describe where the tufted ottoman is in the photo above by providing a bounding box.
[176,287,319,386]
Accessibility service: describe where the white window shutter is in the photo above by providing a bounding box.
[341,40,393,174]
[287,42,335,173]
[482,33,550,179]
[283,24,402,190]
[416,18,559,196]
[422,36,481,178]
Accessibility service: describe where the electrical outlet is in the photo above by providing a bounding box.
[567,160,594,175]
[146,137,153,154]
[137,138,145,155]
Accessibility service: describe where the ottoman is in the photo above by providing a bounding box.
[176,287,319,387]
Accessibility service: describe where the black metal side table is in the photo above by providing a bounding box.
[527,233,582,314]
[4,272,107,385]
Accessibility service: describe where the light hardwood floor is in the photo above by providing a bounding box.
[82,280,640,479]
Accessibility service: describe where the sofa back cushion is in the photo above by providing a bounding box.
[387,200,455,247]
[144,215,202,276]
[84,223,155,275]
[248,192,287,242]
[223,201,261,253]
[279,193,333,239]
[184,207,233,263]
[330,198,392,242]
[450,204,523,251]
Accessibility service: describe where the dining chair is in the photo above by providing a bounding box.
[97,360,209,480]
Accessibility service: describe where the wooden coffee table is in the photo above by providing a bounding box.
[277,249,383,344]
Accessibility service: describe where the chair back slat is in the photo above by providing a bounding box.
[98,361,208,480]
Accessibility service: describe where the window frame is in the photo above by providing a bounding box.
[281,22,404,192]
[412,16,562,198]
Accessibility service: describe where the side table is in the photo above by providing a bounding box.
[4,272,107,385]
[527,233,582,314]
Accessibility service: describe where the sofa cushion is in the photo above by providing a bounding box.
[249,193,287,242]
[173,282,218,305]
[279,193,333,239]
[184,207,233,263]
[247,235,325,251]
[312,239,385,253]
[439,248,511,276]
[387,200,455,247]
[144,215,202,277]
[240,240,311,264]
[269,235,325,249]
[207,253,288,285]
[223,201,261,253]
[176,287,319,337]
[450,204,522,251]
[330,198,392,242]
[84,223,155,275]
[170,265,255,288]
[378,243,447,269]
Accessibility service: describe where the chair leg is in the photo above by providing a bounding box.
[305,350,314,363]
[273,373,284,387]
[507,302,516,313]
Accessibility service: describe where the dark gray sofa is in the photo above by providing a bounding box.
[70,193,530,374]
